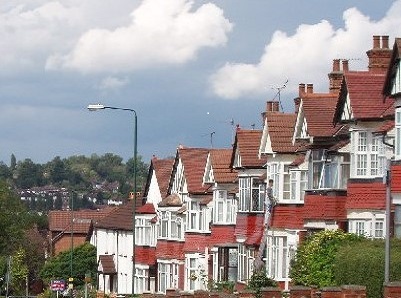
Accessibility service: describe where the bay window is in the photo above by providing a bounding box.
[395,108,401,160]
[158,210,184,240]
[351,130,385,178]
[135,217,156,246]
[158,261,179,293]
[213,190,237,224]
[238,244,254,283]
[239,177,265,212]
[213,247,238,282]
[187,199,211,232]
[348,213,386,239]
[289,170,307,202]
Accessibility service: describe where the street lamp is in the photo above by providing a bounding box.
[87,103,138,295]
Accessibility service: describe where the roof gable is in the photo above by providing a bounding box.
[336,71,394,121]
[231,129,265,168]
[383,38,401,97]
[261,112,298,154]
[208,149,237,183]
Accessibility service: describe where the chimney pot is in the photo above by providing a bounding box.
[333,59,340,72]
[299,83,306,97]
[266,101,280,112]
[373,35,380,48]
[342,60,349,72]
[382,35,389,48]
[306,84,313,94]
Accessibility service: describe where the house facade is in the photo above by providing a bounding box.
[93,34,401,296]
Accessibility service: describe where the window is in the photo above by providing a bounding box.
[266,235,293,280]
[187,200,210,232]
[238,244,254,283]
[136,217,156,246]
[309,150,350,190]
[289,170,307,202]
[135,266,149,294]
[158,211,184,240]
[158,261,179,294]
[214,247,238,282]
[396,108,401,160]
[213,190,237,224]
[185,254,207,291]
[348,214,385,239]
[239,177,265,212]
[351,131,385,178]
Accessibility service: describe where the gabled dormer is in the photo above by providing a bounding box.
[341,92,354,121]
[203,152,214,184]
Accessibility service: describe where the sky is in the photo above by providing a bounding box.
[1,0,400,165]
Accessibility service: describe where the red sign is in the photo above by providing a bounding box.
[51,280,66,291]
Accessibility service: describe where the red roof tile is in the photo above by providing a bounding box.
[209,148,237,183]
[178,147,211,194]
[342,71,394,120]
[95,201,134,230]
[346,180,386,210]
[136,203,156,214]
[98,255,117,274]
[49,208,115,233]
[232,129,265,167]
[301,92,340,137]
[265,112,299,152]
[152,157,174,199]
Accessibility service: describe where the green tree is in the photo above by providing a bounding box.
[0,181,30,254]
[0,162,11,181]
[14,159,44,189]
[10,154,16,171]
[290,230,362,287]
[40,243,97,287]
[10,248,29,295]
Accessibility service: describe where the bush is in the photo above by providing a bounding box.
[334,238,401,298]
[246,269,276,298]
[290,230,362,287]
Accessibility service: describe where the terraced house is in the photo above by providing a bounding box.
[92,34,401,296]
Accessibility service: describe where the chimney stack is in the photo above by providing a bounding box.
[366,35,392,74]
[328,59,346,94]
[298,83,306,97]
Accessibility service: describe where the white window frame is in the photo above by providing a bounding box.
[135,265,149,294]
[187,199,210,232]
[213,190,237,224]
[265,235,294,281]
[185,253,207,291]
[238,177,265,212]
[348,213,386,239]
[158,210,184,241]
[289,170,307,203]
[351,130,385,178]
[157,260,180,294]
[237,244,254,283]
[135,217,156,247]
[396,108,401,160]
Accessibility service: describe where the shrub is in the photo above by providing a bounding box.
[246,269,276,298]
[334,238,401,298]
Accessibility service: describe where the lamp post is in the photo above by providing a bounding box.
[87,104,138,296]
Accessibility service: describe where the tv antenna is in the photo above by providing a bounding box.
[201,131,216,148]
[270,78,288,111]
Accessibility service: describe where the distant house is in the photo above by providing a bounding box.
[48,208,114,256]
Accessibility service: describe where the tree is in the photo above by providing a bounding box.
[40,243,97,288]
[290,230,362,287]
[9,248,29,295]
[0,181,30,254]
[14,159,44,189]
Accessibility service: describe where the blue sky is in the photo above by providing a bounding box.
[0,0,399,165]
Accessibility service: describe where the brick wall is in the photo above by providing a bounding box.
[135,283,401,298]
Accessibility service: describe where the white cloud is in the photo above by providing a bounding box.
[46,0,233,73]
[210,1,401,99]
[97,76,129,90]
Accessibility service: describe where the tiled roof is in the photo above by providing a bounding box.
[136,203,155,214]
[233,129,265,167]
[345,180,386,210]
[301,92,340,137]
[98,255,117,274]
[289,154,306,167]
[265,112,299,153]
[152,157,174,199]
[95,201,134,231]
[383,38,401,97]
[342,71,394,120]
[209,148,237,183]
[49,208,115,232]
[178,147,211,194]
[374,120,395,134]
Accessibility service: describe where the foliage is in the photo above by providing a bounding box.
[290,230,362,288]
[208,280,235,293]
[334,238,401,298]
[40,243,97,287]
[10,248,29,295]
[0,181,30,255]
[246,269,276,298]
